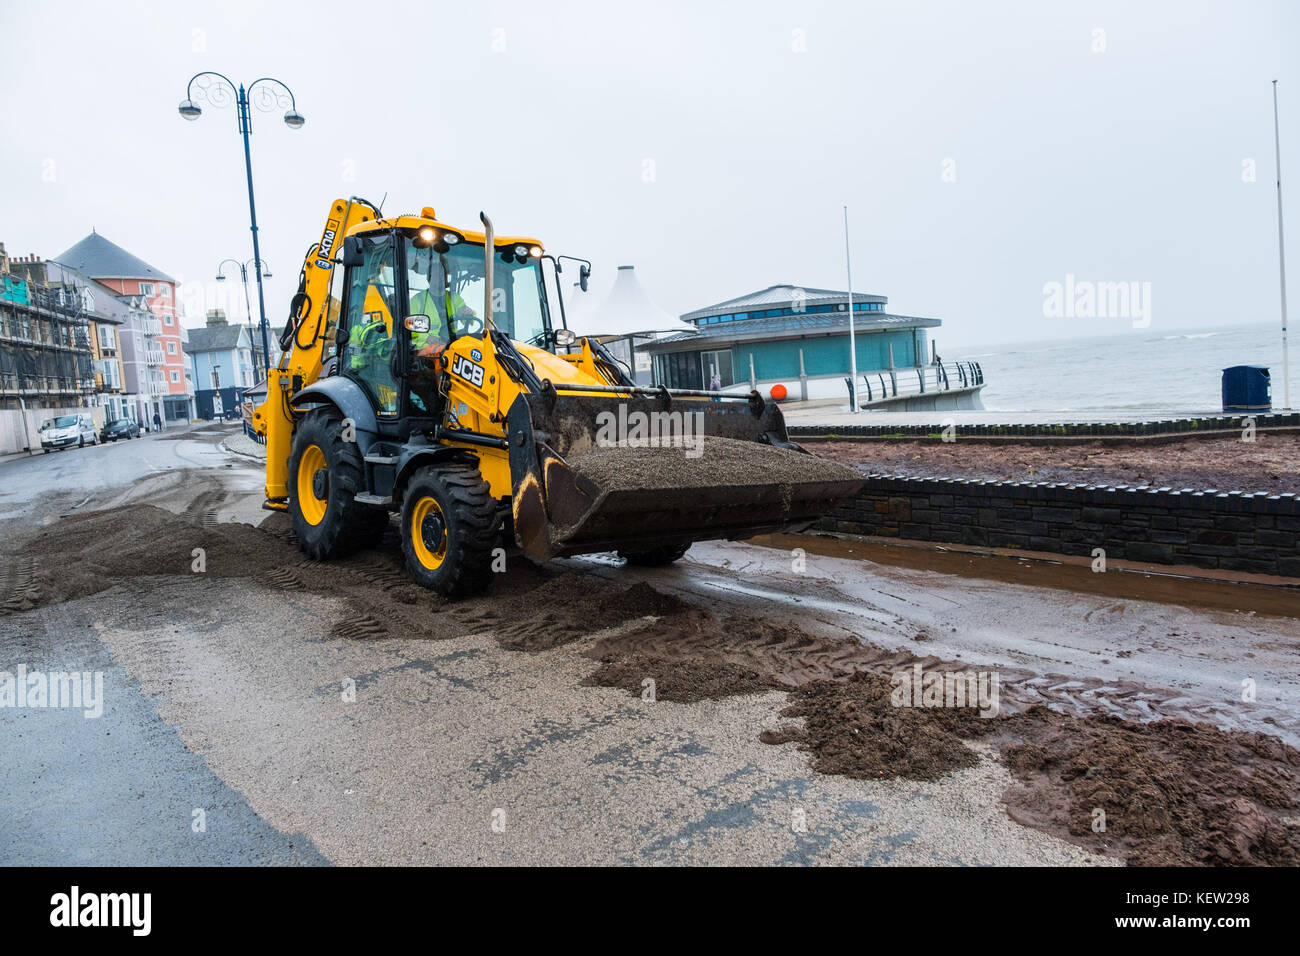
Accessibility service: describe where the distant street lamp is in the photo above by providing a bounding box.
[178,72,304,375]
[216,257,272,385]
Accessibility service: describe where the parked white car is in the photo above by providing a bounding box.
[39,414,99,452]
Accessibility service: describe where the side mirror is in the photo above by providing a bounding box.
[403,315,431,334]
[341,236,364,268]
[579,263,591,292]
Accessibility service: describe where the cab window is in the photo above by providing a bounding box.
[341,234,402,417]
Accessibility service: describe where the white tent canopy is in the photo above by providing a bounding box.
[564,265,697,338]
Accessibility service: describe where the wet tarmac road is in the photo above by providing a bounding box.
[1,425,320,864]
[1,423,1295,865]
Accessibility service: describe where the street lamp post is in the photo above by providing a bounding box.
[178,72,304,376]
[216,257,272,386]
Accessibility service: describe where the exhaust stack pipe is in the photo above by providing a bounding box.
[479,211,494,330]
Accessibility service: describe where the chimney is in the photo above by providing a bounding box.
[206,309,228,327]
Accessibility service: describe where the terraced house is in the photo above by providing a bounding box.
[43,261,127,419]
[185,309,255,419]
[57,231,194,425]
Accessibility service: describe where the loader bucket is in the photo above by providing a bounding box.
[505,389,864,561]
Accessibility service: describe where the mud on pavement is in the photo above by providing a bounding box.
[3,501,1298,866]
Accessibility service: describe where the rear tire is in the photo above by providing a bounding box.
[401,464,501,597]
[619,543,692,567]
[288,406,389,560]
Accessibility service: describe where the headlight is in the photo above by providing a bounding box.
[554,329,576,345]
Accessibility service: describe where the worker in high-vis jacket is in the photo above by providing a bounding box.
[405,284,468,414]
[407,286,475,356]
[348,313,391,370]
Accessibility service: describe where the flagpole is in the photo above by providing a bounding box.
[844,206,859,412]
[1274,80,1292,410]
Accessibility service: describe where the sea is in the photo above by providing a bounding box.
[954,322,1292,414]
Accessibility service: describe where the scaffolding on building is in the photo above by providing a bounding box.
[0,260,96,409]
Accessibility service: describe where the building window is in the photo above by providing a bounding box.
[97,324,114,349]
[166,341,177,354]
[657,350,704,390]
[211,368,221,389]
[138,282,154,296]
[700,349,735,389]
[158,285,171,298]
[169,370,180,383]
[164,314,174,326]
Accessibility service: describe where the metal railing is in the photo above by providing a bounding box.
[847,360,984,405]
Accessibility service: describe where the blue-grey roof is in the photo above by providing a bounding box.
[682,284,887,322]
[56,231,174,283]
[642,311,940,352]
[184,324,247,353]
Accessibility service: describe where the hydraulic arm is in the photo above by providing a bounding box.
[252,197,376,508]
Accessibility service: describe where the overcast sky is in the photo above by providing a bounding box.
[2,0,1296,349]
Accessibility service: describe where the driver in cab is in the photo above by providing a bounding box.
[406,247,476,361]
[405,246,476,413]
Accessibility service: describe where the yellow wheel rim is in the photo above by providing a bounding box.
[411,496,447,570]
[297,444,328,526]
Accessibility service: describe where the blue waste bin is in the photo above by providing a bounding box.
[1221,365,1271,412]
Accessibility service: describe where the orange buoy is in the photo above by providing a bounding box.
[770,383,788,401]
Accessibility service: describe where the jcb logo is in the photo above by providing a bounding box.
[452,354,485,388]
[316,218,341,270]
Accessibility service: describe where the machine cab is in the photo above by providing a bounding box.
[336,216,554,425]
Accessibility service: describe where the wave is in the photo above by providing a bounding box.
[1160,332,1225,340]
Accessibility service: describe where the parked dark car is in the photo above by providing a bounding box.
[100,418,141,442]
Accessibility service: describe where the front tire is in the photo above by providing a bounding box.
[401,464,501,597]
[288,406,389,560]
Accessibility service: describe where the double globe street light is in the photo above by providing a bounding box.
[178,72,304,376]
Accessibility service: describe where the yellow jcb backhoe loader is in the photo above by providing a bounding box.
[252,197,863,595]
